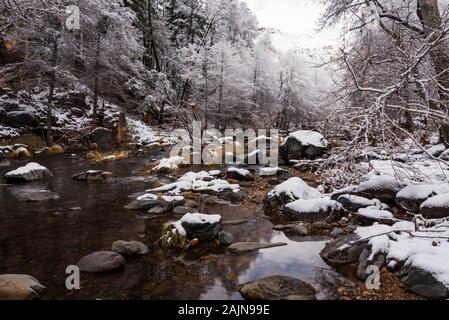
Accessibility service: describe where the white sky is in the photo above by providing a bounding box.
[243,0,325,35]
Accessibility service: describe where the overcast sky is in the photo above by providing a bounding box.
[243,0,325,34]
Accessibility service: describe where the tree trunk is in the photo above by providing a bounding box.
[47,38,58,145]
[93,36,101,125]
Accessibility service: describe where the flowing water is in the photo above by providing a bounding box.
[0,154,348,300]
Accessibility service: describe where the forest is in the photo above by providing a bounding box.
[1,0,449,303]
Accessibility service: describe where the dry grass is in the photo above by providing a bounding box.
[48,145,64,155]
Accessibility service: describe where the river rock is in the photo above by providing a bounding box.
[148,206,166,214]
[420,194,449,219]
[185,200,198,208]
[280,130,329,161]
[0,274,45,300]
[4,162,52,182]
[173,206,198,214]
[239,276,316,300]
[320,234,367,266]
[85,127,114,151]
[356,248,386,280]
[125,193,160,210]
[180,213,222,242]
[228,242,287,253]
[23,190,60,202]
[72,170,112,181]
[273,224,308,236]
[226,167,255,182]
[218,231,234,245]
[112,241,149,256]
[398,263,448,299]
[77,251,125,273]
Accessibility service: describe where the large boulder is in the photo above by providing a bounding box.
[4,111,40,127]
[266,177,322,209]
[239,276,316,300]
[283,198,342,222]
[77,251,125,273]
[420,193,449,219]
[4,162,52,182]
[320,234,368,267]
[396,184,449,213]
[398,262,448,299]
[85,127,114,151]
[280,130,329,161]
[0,274,45,300]
[355,176,407,204]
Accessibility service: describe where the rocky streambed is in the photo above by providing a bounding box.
[0,152,358,300]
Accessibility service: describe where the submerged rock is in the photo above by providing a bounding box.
[77,251,125,273]
[218,231,234,245]
[239,276,316,300]
[22,190,60,202]
[228,242,287,253]
[72,170,112,181]
[112,241,148,256]
[0,274,45,300]
[4,162,52,182]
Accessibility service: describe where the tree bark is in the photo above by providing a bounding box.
[46,38,58,145]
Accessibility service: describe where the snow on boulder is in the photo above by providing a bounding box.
[337,195,382,212]
[226,167,254,182]
[283,198,342,222]
[354,207,397,226]
[396,184,449,213]
[151,156,188,173]
[266,177,322,209]
[426,143,447,158]
[280,130,329,161]
[4,162,52,182]
[420,193,449,219]
[355,175,407,203]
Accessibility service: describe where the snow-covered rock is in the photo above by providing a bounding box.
[280,130,329,161]
[124,193,160,210]
[166,213,222,243]
[4,162,52,182]
[151,156,188,173]
[266,177,322,209]
[356,175,407,203]
[283,198,342,222]
[337,195,381,212]
[226,167,254,182]
[420,193,449,219]
[354,207,397,225]
[149,171,241,196]
[396,184,449,213]
[259,167,283,177]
